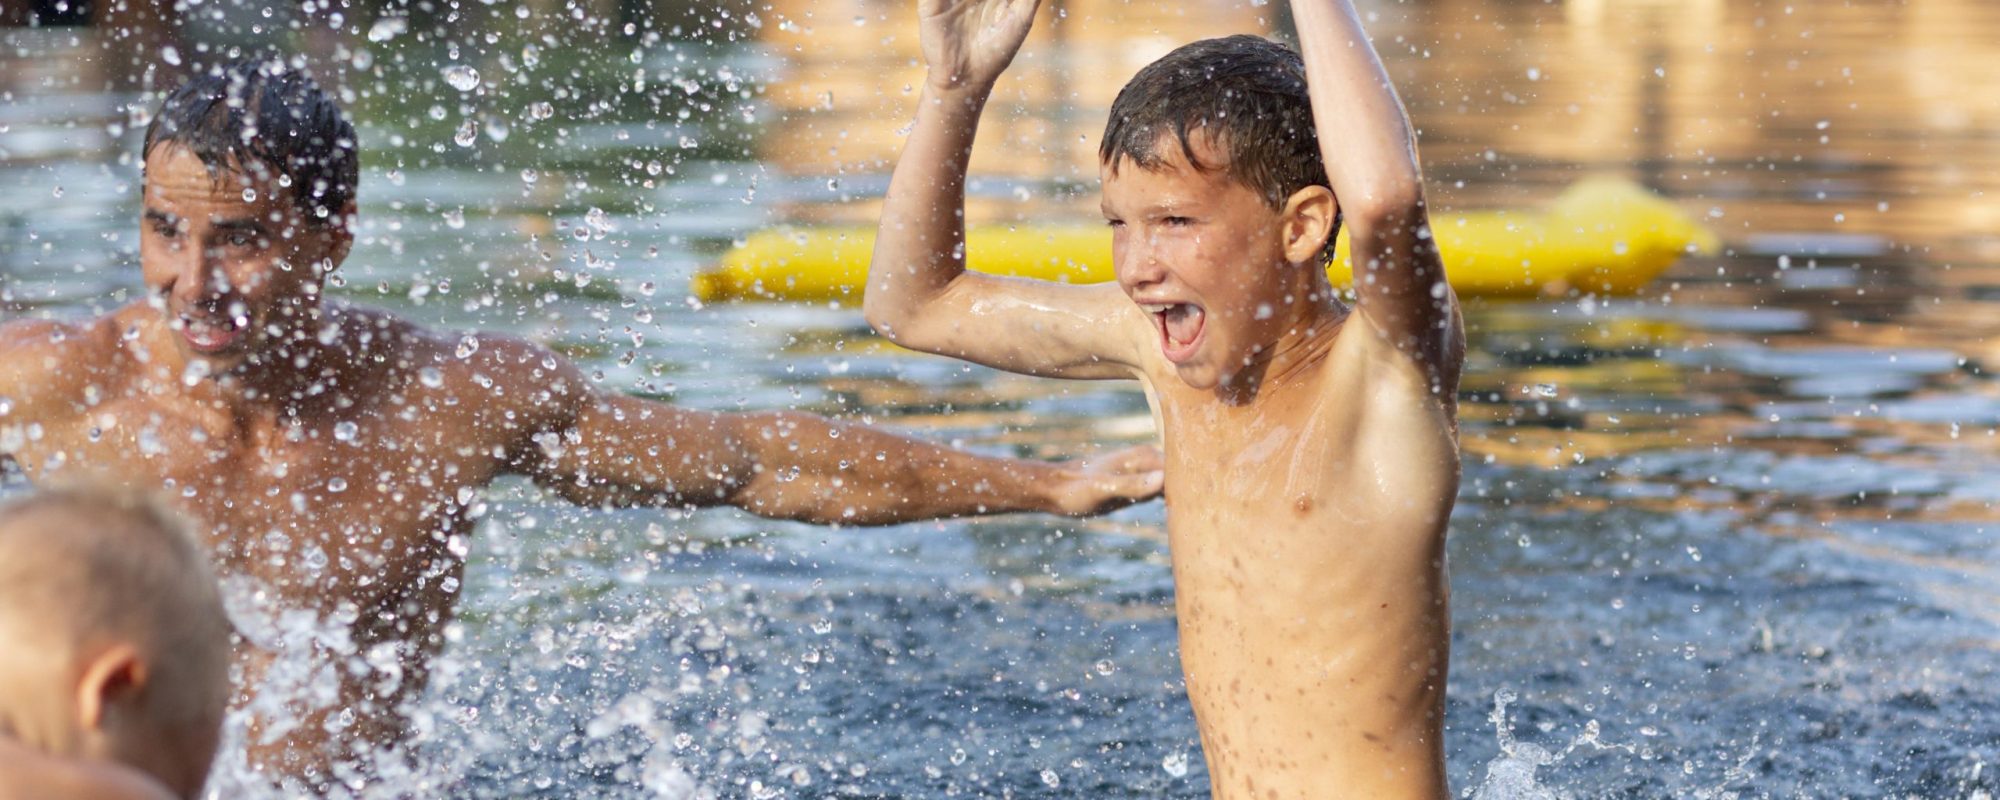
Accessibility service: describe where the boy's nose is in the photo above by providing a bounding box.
[1114,235,1168,291]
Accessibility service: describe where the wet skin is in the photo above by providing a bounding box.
[0,738,176,800]
[0,145,1164,783]
[867,0,1464,795]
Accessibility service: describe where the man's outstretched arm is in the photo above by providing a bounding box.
[497,339,1162,524]
[1291,0,1463,383]
[863,0,1146,380]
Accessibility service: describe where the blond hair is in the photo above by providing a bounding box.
[0,483,232,729]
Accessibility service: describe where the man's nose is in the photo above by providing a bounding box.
[171,248,233,307]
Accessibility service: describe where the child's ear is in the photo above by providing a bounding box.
[1281,185,1338,265]
[75,644,148,733]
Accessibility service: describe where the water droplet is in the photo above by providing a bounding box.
[242,187,257,202]
[443,208,466,229]
[1093,659,1115,676]
[443,65,481,92]
[327,477,349,493]
[333,421,359,443]
[1161,752,1189,778]
[162,45,182,65]
[1040,769,1060,788]
[453,120,478,147]
[456,336,480,359]
[366,16,407,42]
[949,748,967,766]
[528,101,554,121]
[419,367,445,388]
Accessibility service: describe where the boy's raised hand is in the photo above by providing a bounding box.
[919,0,1043,91]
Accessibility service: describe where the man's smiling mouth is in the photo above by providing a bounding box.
[178,313,249,354]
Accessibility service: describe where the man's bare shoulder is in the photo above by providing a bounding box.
[0,740,173,800]
[333,305,592,423]
[0,305,144,413]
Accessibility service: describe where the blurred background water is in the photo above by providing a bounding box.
[3,0,1999,796]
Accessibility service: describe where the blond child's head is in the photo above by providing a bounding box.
[0,484,232,798]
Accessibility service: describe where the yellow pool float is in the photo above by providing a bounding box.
[692,177,1718,304]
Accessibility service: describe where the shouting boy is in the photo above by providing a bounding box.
[866,0,1464,796]
[0,485,234,800]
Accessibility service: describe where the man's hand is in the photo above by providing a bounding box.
[919,0,1042,92]
[1046,444,1166,517]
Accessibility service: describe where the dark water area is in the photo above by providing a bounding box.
[4,0,2000,796]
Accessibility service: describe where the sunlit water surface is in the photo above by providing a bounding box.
[3,0,1999,796]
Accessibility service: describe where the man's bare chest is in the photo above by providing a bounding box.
[16,397,505,602]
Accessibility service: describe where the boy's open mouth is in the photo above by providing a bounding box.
[1139,302,1206,363]
[179,313,249,354]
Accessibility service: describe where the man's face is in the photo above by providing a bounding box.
[140,144,346,375]
[1101,134,1300,391]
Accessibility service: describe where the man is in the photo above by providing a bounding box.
[0,59,1163,785]
[865,0,1462,795]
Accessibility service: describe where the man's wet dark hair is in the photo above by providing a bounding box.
[1100,35,1337,250]
[142,58,358,227]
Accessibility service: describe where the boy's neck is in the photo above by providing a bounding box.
[1216,282,1349,405]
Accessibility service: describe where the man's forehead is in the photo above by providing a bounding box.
[144,145,286,212]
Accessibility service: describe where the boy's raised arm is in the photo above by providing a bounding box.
[1291,0,1463,382]
[864,0,1145,380]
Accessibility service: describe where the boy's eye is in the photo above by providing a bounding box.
[226,231,260,248]
[1104,219,1125,228]
[1163,216,1194,227]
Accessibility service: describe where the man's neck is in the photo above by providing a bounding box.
[145,304,356,423]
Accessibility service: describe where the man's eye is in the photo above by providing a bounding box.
[1163,216,1194,227]
[228,232,258,247]
[1104,219,1125,229]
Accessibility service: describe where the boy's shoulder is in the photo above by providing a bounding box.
[0,739,174,800]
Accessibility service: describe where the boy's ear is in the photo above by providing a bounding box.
[75,644,148,733]
[1281,185,1338,265]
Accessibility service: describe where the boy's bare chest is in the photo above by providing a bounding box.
[1150,383,1455,597]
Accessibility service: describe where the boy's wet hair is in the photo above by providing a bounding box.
[1100,35,1338,251]
[143,58,358,227]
